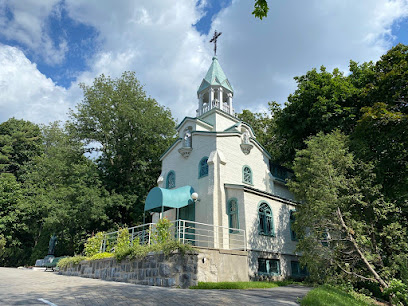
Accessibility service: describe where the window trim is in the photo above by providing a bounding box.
[289,209,297,241]
[242,165,253,185]
[291,260,308,277]
[227,198,239,233]
[166,170,176,189]
[258,201,275,237]
[198,156,209,178]
[258,258,280,276]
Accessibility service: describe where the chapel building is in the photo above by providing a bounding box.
[146,56,305,279]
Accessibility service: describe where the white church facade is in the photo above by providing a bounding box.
[145,56,306,280]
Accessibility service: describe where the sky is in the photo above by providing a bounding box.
[0,0,407,125]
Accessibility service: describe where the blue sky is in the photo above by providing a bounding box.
[0,0,407,124]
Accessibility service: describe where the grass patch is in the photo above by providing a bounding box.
[301,285,375,306]
[190,281,299,289]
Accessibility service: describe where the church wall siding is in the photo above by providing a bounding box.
[243,192,297,255]
[216,136,273,193]
[160,134,216,226]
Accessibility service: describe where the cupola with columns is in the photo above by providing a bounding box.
[196,56,234,117]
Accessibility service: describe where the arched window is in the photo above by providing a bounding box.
[228,198,239,231]
[290,210,297,241]
[199,157,209,178]
[166,171,175,189]
[243,166,252,184]
[258,202,274,236]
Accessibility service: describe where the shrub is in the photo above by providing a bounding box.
[114,228,131,261]
[84,232,105,257]
[88,252,114,261]
[57,256,87,269]
[0,235,5,259]
[384,279,408,305]
[152,217,173,244]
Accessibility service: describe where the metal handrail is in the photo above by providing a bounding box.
[101,219,246,252]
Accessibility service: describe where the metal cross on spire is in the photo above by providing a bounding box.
[210,30,222,56]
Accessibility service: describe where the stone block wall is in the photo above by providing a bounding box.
[59,252,198,288]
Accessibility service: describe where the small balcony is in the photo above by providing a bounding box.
[197,101,234,117]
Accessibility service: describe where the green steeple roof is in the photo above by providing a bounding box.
[197,56,234,95]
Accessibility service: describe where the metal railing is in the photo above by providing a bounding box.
[101,219,246,252]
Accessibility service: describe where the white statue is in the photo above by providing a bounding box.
[242,131,250,144]
[184,131,192,147]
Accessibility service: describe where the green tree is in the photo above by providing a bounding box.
[273,67,359,165]
[253,0,269,19]
[0,118,43,180]
[288,131,403,292]
[23,123,108,261]
[69,72,176,225]
[0,173,30,265]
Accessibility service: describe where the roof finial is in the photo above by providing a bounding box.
[210,30,222,56]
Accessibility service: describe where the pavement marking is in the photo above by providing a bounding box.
[38,298,58,306]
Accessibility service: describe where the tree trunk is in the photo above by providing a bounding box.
[336,207,388,290]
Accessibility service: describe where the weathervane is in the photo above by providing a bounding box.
[210,30,222,56]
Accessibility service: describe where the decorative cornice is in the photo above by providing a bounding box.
[224,183,297,205]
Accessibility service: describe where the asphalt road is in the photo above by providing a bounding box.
[0,268,311,306]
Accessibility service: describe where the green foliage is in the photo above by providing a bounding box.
[289,131,395,291]
[0,118,43,179]
[0,235,5,259]
[301,285,375,306]
[57,255,87,269]
[113,228,131,261]
[191,281,280,289]
[384,279,408,305]
[0,173,30,265]
[273,66,359,165]
[152,218,173,244]
[252,0,269,19]
[154,239,195,257]
[69,72,176,226]
[23,123,108,261]
[84,232,105,257]
[88,252,113,261]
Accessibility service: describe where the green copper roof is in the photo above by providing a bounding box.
[197,56,234,94]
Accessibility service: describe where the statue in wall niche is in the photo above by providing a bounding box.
[47,234,58,255]
[184,131,192,147]
[242,131,250,144]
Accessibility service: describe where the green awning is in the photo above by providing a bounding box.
[144,186,195,213]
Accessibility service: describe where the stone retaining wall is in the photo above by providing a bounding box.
[59,252,198,288]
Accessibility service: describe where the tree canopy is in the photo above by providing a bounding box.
[69,72,176,225]
[0,72,176,266]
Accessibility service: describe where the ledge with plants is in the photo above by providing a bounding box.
[57,218,196,270]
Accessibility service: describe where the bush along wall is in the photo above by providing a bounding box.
[59,252,199,288]
[57,218,198,288]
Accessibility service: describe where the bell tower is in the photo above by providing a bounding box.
[196,56,234,117]
[196,31,234,117]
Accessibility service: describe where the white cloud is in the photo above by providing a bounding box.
[210,0,408,112]
[0,0,68,65]
[0,44,76,124]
